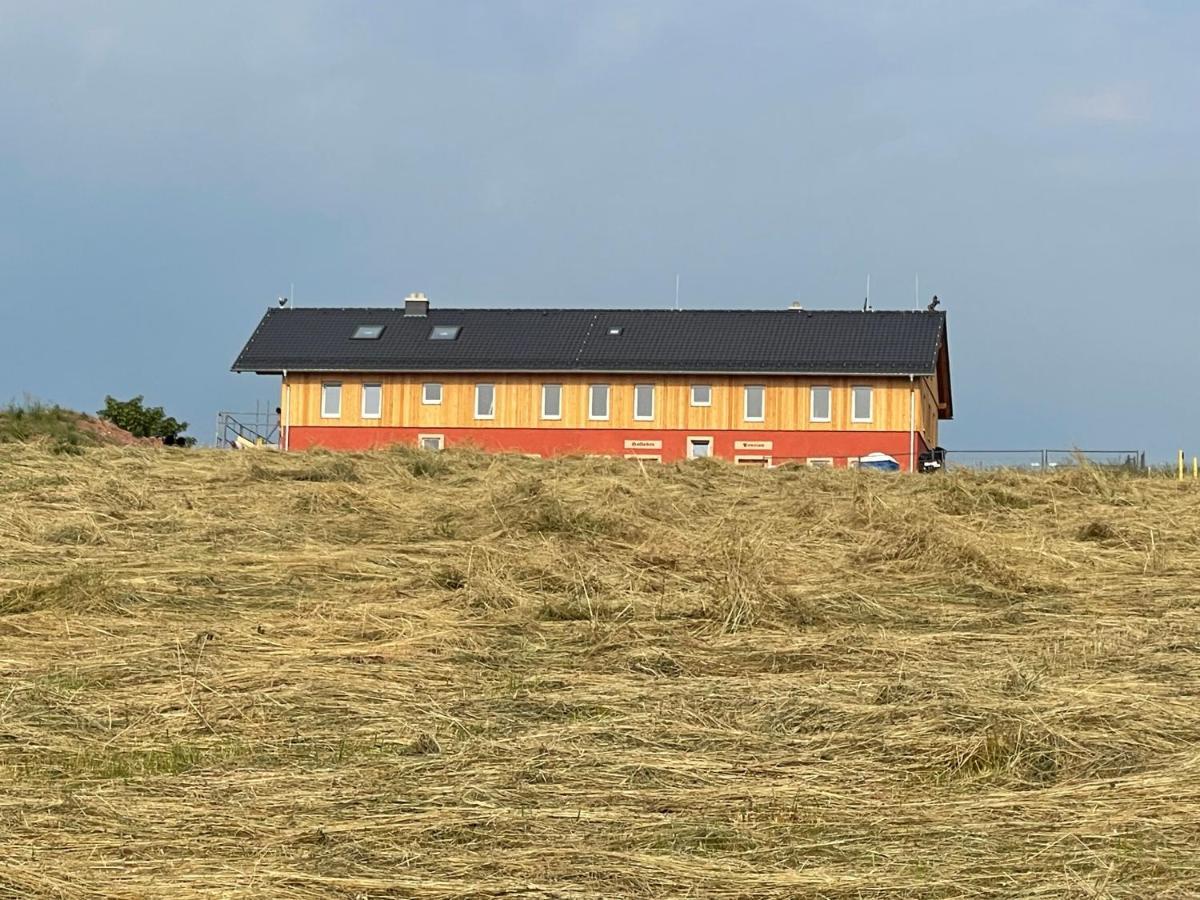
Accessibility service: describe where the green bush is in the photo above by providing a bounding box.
[98,395,195,446]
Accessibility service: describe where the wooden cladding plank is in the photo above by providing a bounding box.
[283,373,934,434]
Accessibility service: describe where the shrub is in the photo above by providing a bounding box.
[98,395,195,445]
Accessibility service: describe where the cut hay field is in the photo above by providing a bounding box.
[2,444,1200,898]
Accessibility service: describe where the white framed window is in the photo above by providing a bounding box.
[634,384,655,420]
[852,386,873,423]
[807,457,834,468]
[687,436,713,459]
[589,384,610,420]
[418,434,444,451]
[422,382,442,405]
[541,383,562,420]
[743,385,765,422]
[810,386,831,422]
[321,383,342,419]
[690,384,712,407]
[361,383,382,419]
[735,455,771,467]
[474,383,495,420]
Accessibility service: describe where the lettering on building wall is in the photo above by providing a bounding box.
[734,440,773,451]
[624,439,663,450]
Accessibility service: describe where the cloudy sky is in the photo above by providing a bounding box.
[1,1,1196,457]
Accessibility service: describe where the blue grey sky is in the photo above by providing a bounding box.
[1,2,1196,457]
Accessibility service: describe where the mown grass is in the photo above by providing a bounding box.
[2,443,1200,897]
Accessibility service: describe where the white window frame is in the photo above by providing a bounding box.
[474,383,495,420]
[541,383,562,420]
[734,455,772,467]
[743,384,765,422]
[417,433,444,451]
[361,383,382,420]
[321,382,342,419]
[687,436,713,459]
[851,385,874,423]
[810,385,832,423]
[633,383,655,421]
[588,384,610,421]
[689,384,712,407]
[807,457,834,468]
[422,382,442,405]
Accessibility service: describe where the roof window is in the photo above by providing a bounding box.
[607,326,624,336]
[351,325,385,340]
[429,325,461,341]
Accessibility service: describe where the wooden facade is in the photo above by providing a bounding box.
[282,372,942,448]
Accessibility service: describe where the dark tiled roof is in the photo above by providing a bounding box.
[232,307,948,376]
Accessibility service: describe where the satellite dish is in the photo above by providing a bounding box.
[277,296,289,308]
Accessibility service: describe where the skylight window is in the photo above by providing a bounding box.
[429,325,461,341]
[351,325,385,340]
[607,326,624,336]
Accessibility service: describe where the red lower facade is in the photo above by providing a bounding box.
[286,426,929,468]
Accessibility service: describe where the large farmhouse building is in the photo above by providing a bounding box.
[232,295,952,467]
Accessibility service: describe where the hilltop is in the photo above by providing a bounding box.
[0,401,157,452]
[1,444,1198,897]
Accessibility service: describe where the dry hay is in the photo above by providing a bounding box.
[2,444,1200,897]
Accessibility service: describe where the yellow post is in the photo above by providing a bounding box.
[1193,457,1197,481]
[1180,450,1186,481]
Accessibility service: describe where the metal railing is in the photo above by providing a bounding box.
[215,409,280,449]
[942,449,1145,472]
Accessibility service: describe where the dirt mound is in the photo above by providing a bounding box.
[74,415,160,446]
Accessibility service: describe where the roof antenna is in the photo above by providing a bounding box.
[290,281,295,308]
[863,273,871,312]
[674,273,680,311]
[914,273,919,311]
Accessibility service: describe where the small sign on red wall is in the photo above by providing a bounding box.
[735,440,773,451]
[624,439,663,450]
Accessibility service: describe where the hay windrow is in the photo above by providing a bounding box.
[2,444,1200,897]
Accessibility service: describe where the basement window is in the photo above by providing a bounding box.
[351,325,385,340]
[429,325,461,341]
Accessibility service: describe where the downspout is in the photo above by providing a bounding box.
[282,370,290,452]
[908,374,916,473]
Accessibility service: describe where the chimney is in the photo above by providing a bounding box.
[789,301,804,311]
[404,292,429,317]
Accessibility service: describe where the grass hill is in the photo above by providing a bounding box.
[0,400,155,452]
[1,444,1197,897]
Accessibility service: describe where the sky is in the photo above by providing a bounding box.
[0,1,1196,458]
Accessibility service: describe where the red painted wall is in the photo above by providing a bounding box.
[286,426,929,468]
